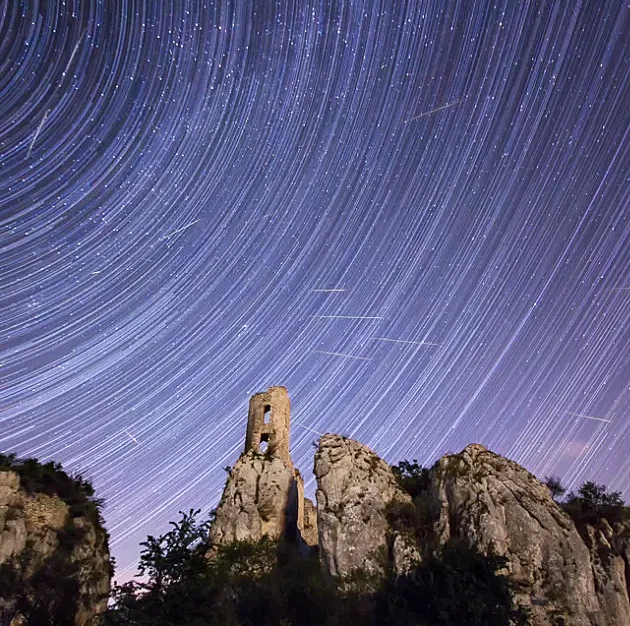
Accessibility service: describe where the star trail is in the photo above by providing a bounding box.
[1,1,629,578]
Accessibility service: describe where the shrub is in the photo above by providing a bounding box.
[103,509,532,626]
[379,540,530,626]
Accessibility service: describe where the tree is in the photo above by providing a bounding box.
[391,459,430,498]
[137,509,212,591]
[544,476,566,501]
[575,481,624,508]
[103,510,216,626]
[563,480,627,526]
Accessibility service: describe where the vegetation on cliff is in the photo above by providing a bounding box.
[544,474,630,526]
[2,451,629,626]
[0,453,111,626]
[102,508,529,626]
[0,452,105,524]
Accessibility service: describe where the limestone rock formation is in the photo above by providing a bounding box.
[0,468,111,626]
[208,386,630,625]
[210,387,315,550]
[314,434,417,581]
[430,443,630,626]
[210,451,302,544]
[579,519,630,625]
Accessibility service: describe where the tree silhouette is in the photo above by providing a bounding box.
[544,475,567,501]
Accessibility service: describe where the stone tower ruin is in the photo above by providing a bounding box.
[209,386,318,551]
[244,386,292,467]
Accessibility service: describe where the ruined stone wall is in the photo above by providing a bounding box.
[245,386,292,467]
[0,471,111,626]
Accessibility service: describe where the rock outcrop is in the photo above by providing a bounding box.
[210,451,303,544]
[0,468,111,626]
[430,444,630,626]
[313,437,630,623]
[301,497,319,550]
[314,434,418,581]
[580,519,630,625]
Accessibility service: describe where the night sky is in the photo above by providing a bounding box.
[2,0,629,578]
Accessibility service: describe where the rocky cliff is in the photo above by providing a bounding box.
[206,387,630,625]
[0,463,111,626]
[429,444,630,625]
[313,439,630,625]
[314,434,418,581]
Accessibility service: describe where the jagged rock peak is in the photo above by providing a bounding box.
[314,434,418,581]
[0,463,111,626]
[431,444,630,626]
[210,450,303,545]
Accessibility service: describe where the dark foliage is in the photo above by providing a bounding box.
[376,541,530,626]
[137,509,212,591]
[388,460,433,542]
[391,460,430,499]
[544,476,567,501]
[562,481,628,526]
[103,509,528,626]
[0,452,104,524]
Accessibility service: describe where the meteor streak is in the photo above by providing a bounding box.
[405,97,466,123]
[124,430,140,445]
[564,411,612,423]
[311,315,382,320]
[371,337,439,346]
[314,350,371,361]
[161,219,200,240]
[26,110,49,157]
[62,30,86,77]
[311,288,346,292]
[295,423,324,436]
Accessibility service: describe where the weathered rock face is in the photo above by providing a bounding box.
[207,385,630,623]
[0,470,111,626]
[210,451,304,545]
[580,520,630,625]
[314,434,417,581]
[430,444,630,626]
[610,522,630,591]
[300,497,318,550]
